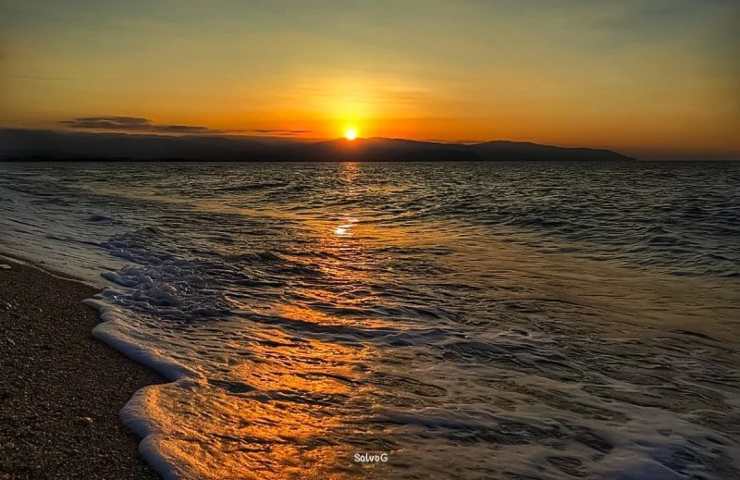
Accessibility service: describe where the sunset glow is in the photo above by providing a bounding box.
[344,128,358,141]
[1,1,738,159]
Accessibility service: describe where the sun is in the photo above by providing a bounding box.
[344,127,358,141]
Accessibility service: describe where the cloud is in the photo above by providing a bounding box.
[245,128,313,136]
[59,116,238,134]
[59,117,314,137]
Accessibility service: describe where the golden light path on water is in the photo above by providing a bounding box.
[127,169,412,478]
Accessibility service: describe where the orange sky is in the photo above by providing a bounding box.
[1,1,739,158]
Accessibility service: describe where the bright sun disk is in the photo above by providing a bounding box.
[344,128,357,141]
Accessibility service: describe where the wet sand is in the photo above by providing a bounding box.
[0,259,162,479]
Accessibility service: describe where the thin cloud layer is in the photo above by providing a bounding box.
[59,117,312,137]
[247,128,313,136]
[60,116,236,134]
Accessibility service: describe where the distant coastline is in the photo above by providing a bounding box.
[0,128,634,162]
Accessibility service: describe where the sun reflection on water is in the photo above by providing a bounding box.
[140,326,384,479]
[138,164,404,479]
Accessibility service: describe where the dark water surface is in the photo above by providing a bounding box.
[1,161,739,479]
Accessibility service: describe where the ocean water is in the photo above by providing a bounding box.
[1,161,739,479]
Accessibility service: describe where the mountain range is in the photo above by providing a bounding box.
[0,128,635,162]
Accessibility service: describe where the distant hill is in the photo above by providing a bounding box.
[469,140,633,162]
[0,128,635,162]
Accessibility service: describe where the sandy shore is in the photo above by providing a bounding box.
[0,259,163,479]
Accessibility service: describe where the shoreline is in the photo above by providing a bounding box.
[0,257,164,479]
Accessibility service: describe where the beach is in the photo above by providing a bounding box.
[0,258,162,479]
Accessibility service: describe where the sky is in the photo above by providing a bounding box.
[1,0,739,158]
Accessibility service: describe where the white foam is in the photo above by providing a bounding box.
[86,299,194,382]
[83,297,199,480]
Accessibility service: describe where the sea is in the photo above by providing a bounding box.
[1,161,739,479]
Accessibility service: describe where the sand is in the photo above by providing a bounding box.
[0,259,163,479]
